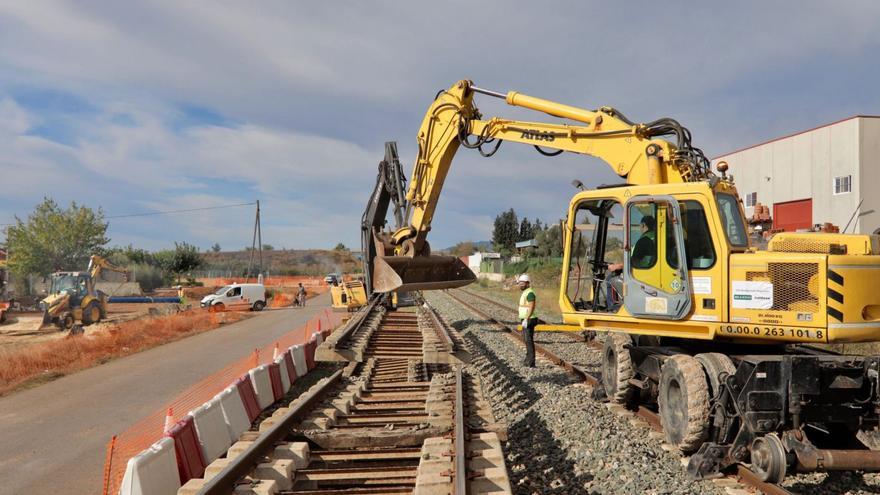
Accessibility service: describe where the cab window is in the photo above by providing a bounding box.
[666,200,716,270]
[628,204,658,269]
[716,193,748,247]
[227,287,242,297]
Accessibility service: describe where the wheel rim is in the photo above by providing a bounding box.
[90,306,100,322]
[751,434,787,483]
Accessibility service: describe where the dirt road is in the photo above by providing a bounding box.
[0,293,331,495]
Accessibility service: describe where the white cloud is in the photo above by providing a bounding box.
[2,1,880,250]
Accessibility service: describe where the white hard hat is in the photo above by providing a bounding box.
[516,274,530,283]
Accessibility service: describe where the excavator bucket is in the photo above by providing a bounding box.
[372,255,476,293]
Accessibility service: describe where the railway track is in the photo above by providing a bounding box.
[187,303,511,495]
[447,287,793,495]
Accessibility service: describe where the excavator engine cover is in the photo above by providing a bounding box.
[373,255,476,293]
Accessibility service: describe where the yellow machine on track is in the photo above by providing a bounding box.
[367,80,880,482]
[40,255,129,330]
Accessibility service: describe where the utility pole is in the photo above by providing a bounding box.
[246,200,262,281]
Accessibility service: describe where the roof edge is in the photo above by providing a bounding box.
[713,115,880,160]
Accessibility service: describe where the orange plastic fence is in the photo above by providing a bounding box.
[102,308,344,495]
[197,276,326,288]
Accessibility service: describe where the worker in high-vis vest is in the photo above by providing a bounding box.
[516,273,537,368]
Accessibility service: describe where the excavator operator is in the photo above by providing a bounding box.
[606,215,657,307]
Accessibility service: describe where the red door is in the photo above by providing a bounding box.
[773,199,812,232]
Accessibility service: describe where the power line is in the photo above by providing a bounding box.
[0,201,258,226]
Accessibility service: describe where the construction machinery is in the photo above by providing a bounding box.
[40,255,129,330]
[329,278,368,311]
[350,141,437,310]
[369,79,880,482]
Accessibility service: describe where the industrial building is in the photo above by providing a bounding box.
[713,115,880,234]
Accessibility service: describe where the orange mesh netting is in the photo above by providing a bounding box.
[101,309,343,495]
[197,276,326,288]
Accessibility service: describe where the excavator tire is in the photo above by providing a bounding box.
[695,352,736,399]
[601,332,634,404]
[60,313,75,331]
[659,354,710,453]
[82,302,101,325]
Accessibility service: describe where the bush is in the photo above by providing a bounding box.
[130,263,165,292]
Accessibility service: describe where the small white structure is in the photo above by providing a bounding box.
[467,252,501,274]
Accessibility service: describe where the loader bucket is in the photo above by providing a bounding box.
[373,255,476,293]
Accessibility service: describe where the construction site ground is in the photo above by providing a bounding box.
[0,293,331,495]
[0,303,181,350]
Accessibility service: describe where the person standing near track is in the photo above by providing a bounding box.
[516,274,538,368]
[297,283,307,307]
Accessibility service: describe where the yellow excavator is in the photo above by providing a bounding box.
[40,255,129,330]
[369,80,880,482]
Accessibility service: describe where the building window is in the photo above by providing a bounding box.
[744,192,757,208]
[834,175,852,195]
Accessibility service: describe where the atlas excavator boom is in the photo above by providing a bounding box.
[372,79,716,293]
[370,80,880,483]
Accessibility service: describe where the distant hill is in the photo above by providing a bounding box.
[200,249,361,276]
[440,240,493,254]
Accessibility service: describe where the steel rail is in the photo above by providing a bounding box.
[446,288,794,495]
[453,367,467,495]
[196,369,345,495]
[445,290,589,382]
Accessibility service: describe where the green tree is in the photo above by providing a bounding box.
[155,242,203,284]
[6,198,109,277]
[518,217,534,241]
[491,208,518,255]
[262,244,274,251]
[211,243,221,253]
[334,243,348,251]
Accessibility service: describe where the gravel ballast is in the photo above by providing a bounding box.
[428,291,721,495]
[448,288,880,495]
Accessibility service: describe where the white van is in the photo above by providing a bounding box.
[200,283,267,311]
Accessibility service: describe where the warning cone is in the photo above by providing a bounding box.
[316,319,322,334]
[163,407,174,433]
[273,343,280,360]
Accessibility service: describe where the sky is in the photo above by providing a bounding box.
[1,1,880,251]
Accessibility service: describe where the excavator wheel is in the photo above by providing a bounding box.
[82,302,101,325]
[659,354,710,453]
[695,353,736,400]
[60,313,75,331]
[601,333,634,404]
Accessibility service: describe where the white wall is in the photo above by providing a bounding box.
[716,117,869,232]
[860,118,880,234]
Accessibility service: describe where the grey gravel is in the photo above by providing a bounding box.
[455,289,880,495]
[428,291,721,495]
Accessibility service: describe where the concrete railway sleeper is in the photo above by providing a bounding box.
[183,304,512,495]
[456,287,880,486]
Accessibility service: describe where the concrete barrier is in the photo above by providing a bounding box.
[274,356,291,392]
[166,415,206,483]
[290,345,308,378]
[313,331,324,346]
[305,338,317,370]
[249,365,274,410]
[189,399,233,463]
[119,437,180,495]
[282,352,297,385]
[234,376,262,423]
[215,385,251,441]
[268,362,284,402]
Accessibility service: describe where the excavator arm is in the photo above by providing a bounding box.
[88,255,129,281]
[373,80,715,293]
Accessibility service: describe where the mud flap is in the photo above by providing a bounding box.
[373,255,476,293]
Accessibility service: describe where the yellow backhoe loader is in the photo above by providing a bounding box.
[368,80,880,482]
[40,255,129,331]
